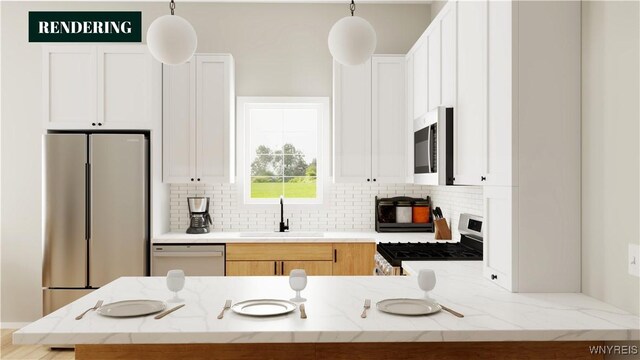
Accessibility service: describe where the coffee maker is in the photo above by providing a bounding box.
[186,197,212,234]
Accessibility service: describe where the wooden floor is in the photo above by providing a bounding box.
[1,329,74,360]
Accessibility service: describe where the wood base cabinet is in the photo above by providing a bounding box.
[225,243,375,276]
[332,243,376,275]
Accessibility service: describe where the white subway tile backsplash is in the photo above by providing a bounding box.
[169,183,483,236]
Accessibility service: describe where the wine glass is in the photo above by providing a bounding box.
[418,269,436,299]
[289,269,307,302]
[166,269,185,303]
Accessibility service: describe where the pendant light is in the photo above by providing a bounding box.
[147,0,197,65]
[328,0,377,66]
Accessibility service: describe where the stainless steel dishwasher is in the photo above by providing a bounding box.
[152,244,225,276]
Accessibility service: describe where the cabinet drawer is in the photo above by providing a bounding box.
[226,243,333,261]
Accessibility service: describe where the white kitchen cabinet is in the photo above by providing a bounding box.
[162,60,195,183]
[454,0,487,186]
[427,25,441,112]
[412,40,428,119]
[440,3,456,107]
[405,55,415,183]
[195,55,235,183]
[333,56,406,184]
[404,0,580,292]
[371,57,406,183]
[333,59,372,183]
[480,1,581,292]
[163,54,235,184]
[43,46,96,128]
[482,186,516,290]
[97,46,157,129]
[484,0,514,187]
[43,45,160,130]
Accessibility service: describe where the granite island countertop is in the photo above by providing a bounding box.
[152,231,438,244]
[13,264,639,345]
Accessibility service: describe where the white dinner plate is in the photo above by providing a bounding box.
[376,298,442,316]
[97,300,166,318]
[231,299,297,317]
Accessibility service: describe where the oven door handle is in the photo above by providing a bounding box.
[426,124,432,173]
[153,251,224,257]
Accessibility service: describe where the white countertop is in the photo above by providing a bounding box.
[153,231,438,244]
[14,264,639,345]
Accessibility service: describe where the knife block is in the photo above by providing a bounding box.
[434,218,452,240]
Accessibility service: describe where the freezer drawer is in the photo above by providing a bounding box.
[152,244,225,276]
[43,288,94,316]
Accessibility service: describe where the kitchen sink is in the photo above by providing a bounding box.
[239,232,325,238]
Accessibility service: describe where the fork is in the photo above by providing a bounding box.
[217,300,232,319]
[75,300,103,320]
[360,299,371,318]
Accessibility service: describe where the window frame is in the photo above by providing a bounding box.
[236,97,331,208]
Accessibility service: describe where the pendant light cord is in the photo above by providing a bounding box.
[350,0,356,16]
[170,0,176,15]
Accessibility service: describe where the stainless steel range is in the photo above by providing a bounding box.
[374,213,483,275]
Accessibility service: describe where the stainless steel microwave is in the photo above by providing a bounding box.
[413,107,454,185]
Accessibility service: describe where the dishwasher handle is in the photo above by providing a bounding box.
[153,251,224,258]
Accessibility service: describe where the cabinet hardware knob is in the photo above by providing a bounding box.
[491,274,498,280]
[197,178,201,181]
[274,261,277,275]
[481,176,487,181]
[91,123,96,126]
[190,178,194,181]
[367,179,370,182]
[98,123,103,126]
[281,261,284,275]
[373,179,377,182]
[334,249,337,263]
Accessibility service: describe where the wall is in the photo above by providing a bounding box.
[0,1,430,323]
[170,184,482,241]
[581,0,640,315]
[429,0,446,21]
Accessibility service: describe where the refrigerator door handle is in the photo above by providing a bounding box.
[85,163,90,241]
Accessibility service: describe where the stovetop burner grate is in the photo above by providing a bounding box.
[377,238,483,267]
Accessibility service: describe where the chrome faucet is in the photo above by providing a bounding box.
[279,196,289,232]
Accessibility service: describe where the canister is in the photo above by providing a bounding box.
[378,199,396,223]
[412,199,430,223]
[395,200,413,223]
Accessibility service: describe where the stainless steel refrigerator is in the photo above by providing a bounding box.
[43,134,148,315]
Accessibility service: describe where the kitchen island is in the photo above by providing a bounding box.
[13,268,639,359]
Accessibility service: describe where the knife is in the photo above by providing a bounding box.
[154,304,185,319]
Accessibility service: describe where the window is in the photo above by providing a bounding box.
[237,97,329,205]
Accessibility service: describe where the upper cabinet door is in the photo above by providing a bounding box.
[98,46,159,129]
[333,59,372,183]
[485,0,513,186]
[412,39,428,119]
[163,60,196,183]
[440,2,457,107]
[371,56,406,184]
[405,55,415,183]
[195,55,235,183]
[427,25,441,111]
[43,46,97,128]
[454,0,487,185]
